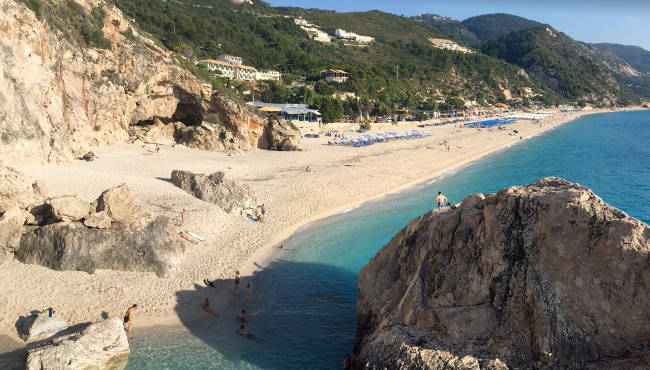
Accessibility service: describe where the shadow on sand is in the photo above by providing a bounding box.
[126,259,359,369]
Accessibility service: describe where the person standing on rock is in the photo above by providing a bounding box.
[436,191,448,209]
[123,304,137,333]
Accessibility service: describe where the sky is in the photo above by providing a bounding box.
[266,0,650,50]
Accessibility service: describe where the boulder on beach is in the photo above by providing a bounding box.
[171,170,256,213]
[0,207,26,256]
[18,313,67,342]
[16,216,185,277]
[26,318,130,370]
[0,165,47,214]
[96,184,136,222]
[47,195,91,222]
[354,178,650,369]
[259,116,304,151]
[83,211,112,229]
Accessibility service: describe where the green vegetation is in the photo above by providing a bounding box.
[482,26,640,104]
[113,0,557,115]
[21,0,110,49]
[462,14,541,44]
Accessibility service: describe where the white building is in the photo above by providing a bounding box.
[311,31,331,43]
[234,65,257,81]
[256,70,282,81]
[217,54,243,66]
[199,59,257,81]
[200,59,236,79]
[335,29,374,43]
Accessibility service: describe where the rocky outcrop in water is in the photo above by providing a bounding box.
[171,170,256,213]
[26,318,130,370]
[0,0,294,165]
[354,178,650,369]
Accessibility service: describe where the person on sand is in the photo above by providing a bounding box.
[180,231,198,244]
[436,192,448,209]
[236,309,248,323]
[234,271,241,295]
[181,209,186,225]
[343,354,351,370]
[202,297,218,316]
[42,307,55,318]
[239,325,255,339]
[203,278,215,288]
[123,304,137,333]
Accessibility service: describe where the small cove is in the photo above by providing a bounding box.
[124,111,650,369]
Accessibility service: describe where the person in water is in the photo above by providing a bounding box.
[123,304,137,333]
[236,309,248,322]
[246,283,252,308]
[234,271,241,295]
[239,325,254,339]
[436,191,448,209]
[202,297,218,316]
[343,354,352,370]
[278,244,292,251]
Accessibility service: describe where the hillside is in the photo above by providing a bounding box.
[413,14,480,48]
[482,26,640,105]
[115,0,556,115]
[592,43,650,74]
[462,13,541,44]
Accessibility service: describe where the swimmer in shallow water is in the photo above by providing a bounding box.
[202,297,218,316]
[239,325,255,339]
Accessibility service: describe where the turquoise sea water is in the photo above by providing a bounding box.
[125,111,650,369]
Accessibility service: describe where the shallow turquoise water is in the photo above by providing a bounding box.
[126,111,650,369]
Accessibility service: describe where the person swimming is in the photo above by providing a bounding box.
[202,297,218,316]
[239,325,254,339]
[236,309,248,322]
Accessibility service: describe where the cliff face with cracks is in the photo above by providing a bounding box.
[0,0,281,165]
[355,178,650,369]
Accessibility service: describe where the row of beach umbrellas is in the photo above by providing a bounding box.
[329,130,432,147]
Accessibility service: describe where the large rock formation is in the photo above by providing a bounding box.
[355,178,650,369]
[0,0,293,166]
[171,170,256,213]
[17,216,185,277]
[26,318,130,370]
[19,313,68,342]
[260,116,304,151]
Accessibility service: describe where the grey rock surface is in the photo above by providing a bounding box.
[47,196,91,222]
[19,314,67,342]
[25,318,130,370]
[83,211,112,229]
[16,217,185,277]
[170,170,256,213]
[355,178,650,369]
[0,165,46,214]
[96,184,135,222]
[0,207,26,255]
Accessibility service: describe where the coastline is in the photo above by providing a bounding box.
[1,107,645,354]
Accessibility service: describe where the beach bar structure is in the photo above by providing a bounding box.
[321,69,349,83]
[252,103,321,122]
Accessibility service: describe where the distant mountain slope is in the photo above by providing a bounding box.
[462,13,541,44]
[116,1,555,110]
[591,43,650,74]
[482,26,640,105]
[412,14,480,48]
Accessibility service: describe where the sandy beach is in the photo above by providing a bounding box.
[0,108,636,353]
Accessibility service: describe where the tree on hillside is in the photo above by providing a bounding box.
[312,96,344,123]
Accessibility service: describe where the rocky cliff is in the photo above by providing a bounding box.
[0,0,289,166]
[355,178,650,369]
